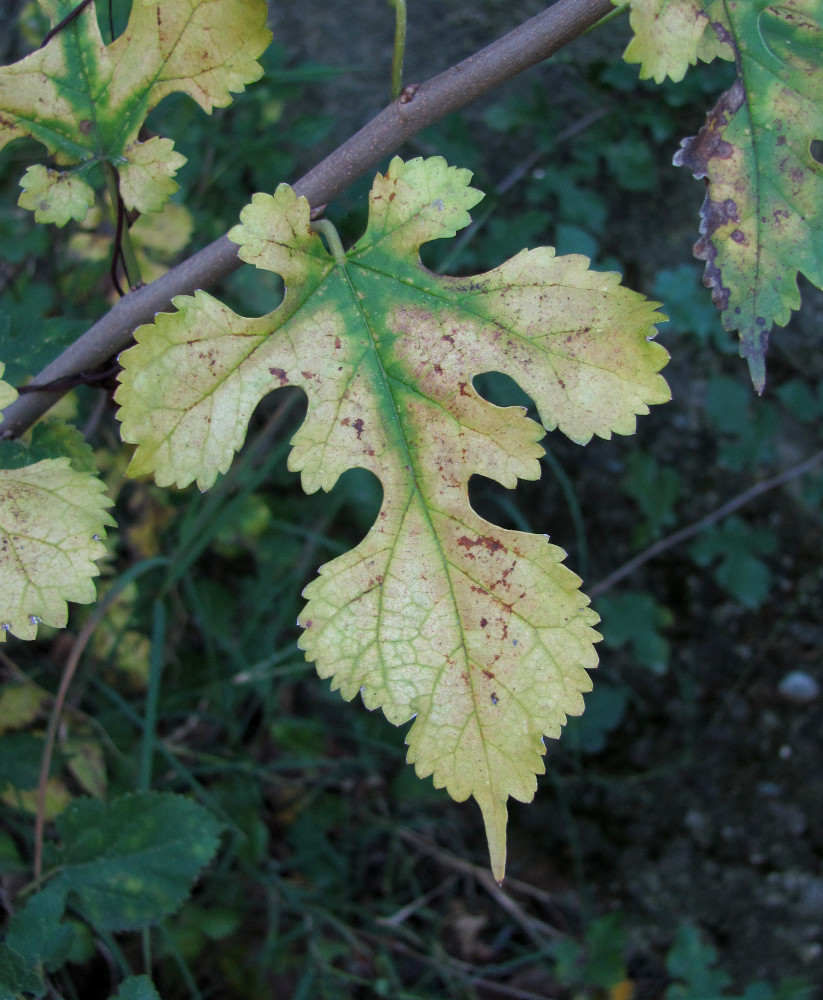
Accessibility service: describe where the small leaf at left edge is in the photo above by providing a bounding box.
[0,457,114,641]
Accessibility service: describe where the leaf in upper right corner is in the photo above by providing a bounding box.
[665,0,823,391]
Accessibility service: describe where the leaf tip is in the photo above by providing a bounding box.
[739,320,771,394]
[744,351,767,395]
[476,791,508,883]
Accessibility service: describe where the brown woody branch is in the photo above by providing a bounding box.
[0,0,615,440]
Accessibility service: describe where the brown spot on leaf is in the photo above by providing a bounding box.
[480,617,488,628]
[482,669,494,679]
[79,119,92,135]
[710,19,735,49]
[695,239,729,310]
[691,190,741,312]
[269,367,289,385]
[673,79,744,179]
[457,535,505,554]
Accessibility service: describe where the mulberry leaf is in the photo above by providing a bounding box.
[617,0,823,389]
[116,156,669,878]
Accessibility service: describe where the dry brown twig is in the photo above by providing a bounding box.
[398,828,568,947]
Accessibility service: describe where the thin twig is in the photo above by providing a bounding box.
[33,557,168,879]
[398,829,566,945]
[357,928,564,1000]
[377,874,458,927]
[110,186,126,296]
[38,0,94,48]
[15,362,121,394]
[34,608,109,879]
[434,106,607,274]
[588,448,823,599]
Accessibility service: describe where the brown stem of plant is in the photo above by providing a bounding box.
[398,828,567,944]
[588,448,823,600]
[356,926,562,1000]
[0,0,616,441]
[38,0,94,49]
[33,588,127,880]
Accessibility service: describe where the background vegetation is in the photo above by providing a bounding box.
[1,1,821,997]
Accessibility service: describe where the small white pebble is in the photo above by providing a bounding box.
[778,670,820,705]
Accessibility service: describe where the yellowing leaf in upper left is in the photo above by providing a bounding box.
[0,0,272,224]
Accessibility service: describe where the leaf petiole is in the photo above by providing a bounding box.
[390,0,408,101]
[38,0,94,49]
[102,162,142,291]
[310,218,347,264]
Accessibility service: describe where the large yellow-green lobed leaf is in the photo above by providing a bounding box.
[617,0,823,390]
[0,455,114,642]
[0,0,272,224]
[116,157,669,878]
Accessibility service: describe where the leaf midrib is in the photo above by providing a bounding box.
[338,258,500,769]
